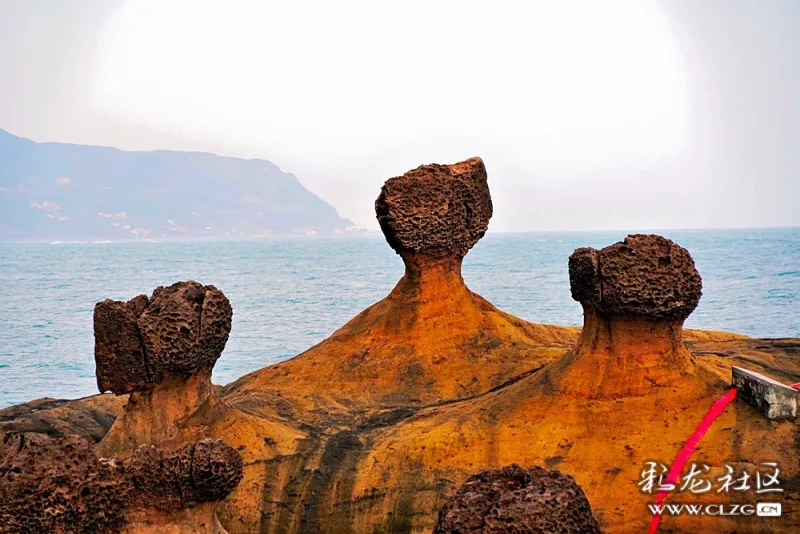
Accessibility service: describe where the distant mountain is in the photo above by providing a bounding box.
[0,129,354,240]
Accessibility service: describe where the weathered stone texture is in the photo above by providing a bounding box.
[129,438,244,511]
[375,157,492,258]
[569,234,702,319]
[434,464,599,534]
[94,281,232,394]
[0,433,128,534]
[0,434,243,533]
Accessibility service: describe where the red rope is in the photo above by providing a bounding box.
[646,387,739,534]
[648,377,799,533]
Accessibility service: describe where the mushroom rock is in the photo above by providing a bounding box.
[222,158,577,425]
[0,433,243,534]
[212,158,577,533]
[375,157,492,259]
[93,281,307,532]
[95,281,232,457]
[344,234,798,533]
[434,464,599,534]
[3,206,799,533]
[558,234,704,397]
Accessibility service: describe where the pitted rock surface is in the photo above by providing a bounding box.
[434,464,599,534]
[0,434,243,532]
[0,433,128,534]
[94,281,232,394]
[375,157,492,258]
[569,234,702,319]
[128,438,244,511]
[94,298,151,394]
[190,438,245,502]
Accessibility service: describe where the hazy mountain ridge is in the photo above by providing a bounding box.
[0,129,354,240]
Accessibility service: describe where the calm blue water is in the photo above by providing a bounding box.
[0,229,798,409]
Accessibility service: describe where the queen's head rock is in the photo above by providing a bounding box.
[375,157,492,260]
[0,433,242,533]
[434,464,599,534]
[221,157,576,429]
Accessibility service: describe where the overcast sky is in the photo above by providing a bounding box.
[0,0,798,231]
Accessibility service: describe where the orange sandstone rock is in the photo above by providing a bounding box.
[92,281,306,532]
[1,162,798,534]
[222,158,576,427]
[556,234,703,398]
[339,235,798,533]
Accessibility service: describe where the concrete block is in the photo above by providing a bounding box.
[732,367,798,420]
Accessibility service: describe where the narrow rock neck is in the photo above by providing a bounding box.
[379,251,480,327]
[552,308,695,398]
[98,371,215,458]
[395,251,466,294]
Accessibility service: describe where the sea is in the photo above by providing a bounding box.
[0,228,798,409]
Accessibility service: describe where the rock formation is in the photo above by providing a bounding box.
[344,235,798,533]
[434,464,599,534]
[568,234,702,320]
[0,394,126,442]
[90,281,306,532]
[222,158,576,427]
[557,234,704,397]
[95,281,232,457]
[0,433,242,534]
[94,281,231,394]
[0,160,798,534]
[375,157,492,258]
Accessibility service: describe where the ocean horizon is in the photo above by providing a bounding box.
[1,227,798,408]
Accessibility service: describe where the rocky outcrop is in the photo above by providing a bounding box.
[556,234,704,397]
[95,282,232,458]
[0,433,127,534]
[214,158,577,532]
[0,394,125,442]
[94,281,232,394]
[222,158,575,426]
[0,433,242,534]
[434,464,599,534]
[1,159,799,534]
[346,234,798,533]
[91,281,304,532]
